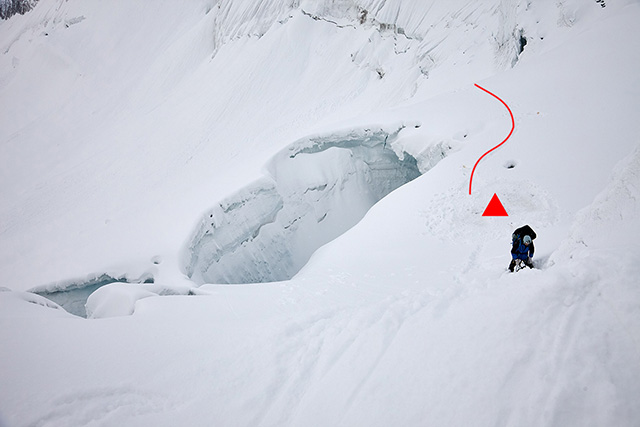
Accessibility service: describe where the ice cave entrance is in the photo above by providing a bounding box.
[184,128,422,284]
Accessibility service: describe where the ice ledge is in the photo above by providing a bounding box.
[183,126,425,285]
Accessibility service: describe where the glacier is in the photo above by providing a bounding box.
[1,0,639,426]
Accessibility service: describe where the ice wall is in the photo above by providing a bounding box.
[208,0,530,64]
[184,128,421,284]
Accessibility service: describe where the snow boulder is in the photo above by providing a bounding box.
[85,283,157,319]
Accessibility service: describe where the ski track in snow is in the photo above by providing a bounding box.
[26,386,178,427]
[252,290,433,426]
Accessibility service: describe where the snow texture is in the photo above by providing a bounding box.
[1,0,640,426]
[0,0,37,20]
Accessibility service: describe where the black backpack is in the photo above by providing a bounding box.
[512,225,536,244]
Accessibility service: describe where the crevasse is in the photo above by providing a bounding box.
[183,127,422,284]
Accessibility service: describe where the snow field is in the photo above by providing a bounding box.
[1,0,640,426]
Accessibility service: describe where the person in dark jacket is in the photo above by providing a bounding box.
[509,225,536,272]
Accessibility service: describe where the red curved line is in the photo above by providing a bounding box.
[468,84,515,195]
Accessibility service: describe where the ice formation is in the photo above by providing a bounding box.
[184,127,422,284]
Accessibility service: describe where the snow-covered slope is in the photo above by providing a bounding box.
[1,0,590,292]
[1,0,639,426]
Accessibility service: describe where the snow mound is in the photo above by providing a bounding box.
[85,283,157,319]
[556,144,640,257]
[533,140,640,297]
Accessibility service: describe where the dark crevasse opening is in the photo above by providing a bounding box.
[518,34,527,55]
[32,274,153,318]
[183,127,424,285]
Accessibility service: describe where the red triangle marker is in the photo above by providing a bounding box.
[482,193,508,216]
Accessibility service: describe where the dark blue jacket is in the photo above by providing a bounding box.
[511,239,534,260]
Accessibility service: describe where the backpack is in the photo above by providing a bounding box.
[512,225,536,244]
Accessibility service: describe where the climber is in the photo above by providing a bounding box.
[509,224,536,272]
